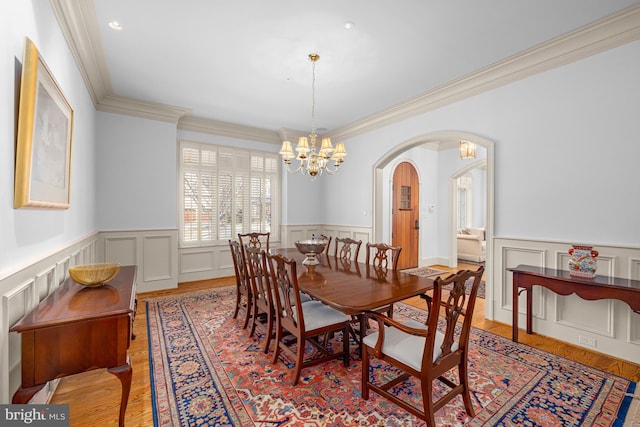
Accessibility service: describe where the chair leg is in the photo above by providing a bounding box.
[271,324,281,364]
[242,294,251,329]
[292,338,305,386]
[343,324,350,367]
[459,363,476,417]
[361,345,370,400]
[232,288,241,318]
[422,377,436,426]
[264,310,274,354]
[249,299,258,337]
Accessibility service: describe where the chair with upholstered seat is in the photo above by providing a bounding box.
[333,237,362,261]
[361,266,484,426]
[266,252,351,386]
[245,246,275,353]
[229,240,252,329]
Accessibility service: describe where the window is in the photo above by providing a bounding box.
[457,174,472,230]
[179,141,280,246]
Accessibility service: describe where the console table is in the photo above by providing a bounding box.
[509,264,640,343]
[10,265,137,427]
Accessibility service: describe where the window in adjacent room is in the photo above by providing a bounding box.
[179,141,280,246]
[457,174,472,230]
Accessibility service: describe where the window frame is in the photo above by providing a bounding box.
[178,140,280,248]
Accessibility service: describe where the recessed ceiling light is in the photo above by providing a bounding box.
[108,21,123,31]
[344,21,355,30]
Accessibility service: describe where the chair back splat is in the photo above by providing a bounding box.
[365,242,402,271]
[245,246,275,353]
[361,266,485,425]
[228,240,252,330]
[266,252,351,386]
[334,237,362,261]
[238,232,270,252]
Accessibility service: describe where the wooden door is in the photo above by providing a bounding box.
[392,162,419,269]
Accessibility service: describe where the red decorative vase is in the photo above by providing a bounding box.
[568,245,598,278]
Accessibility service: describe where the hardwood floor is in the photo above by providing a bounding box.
[50,268,640,426]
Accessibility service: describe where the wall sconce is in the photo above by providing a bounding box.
[459,140,476,160]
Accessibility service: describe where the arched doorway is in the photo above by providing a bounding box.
[372,131,495,319]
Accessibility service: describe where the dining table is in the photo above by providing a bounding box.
[269,248,436,339]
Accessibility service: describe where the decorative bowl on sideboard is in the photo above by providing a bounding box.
[69,263,121,287]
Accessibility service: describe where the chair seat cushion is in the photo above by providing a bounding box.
[298,300,349,331]
[362,319,458,371]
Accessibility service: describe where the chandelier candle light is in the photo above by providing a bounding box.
[279,53,347,179]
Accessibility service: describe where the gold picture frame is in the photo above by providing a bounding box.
[14,38,74,209]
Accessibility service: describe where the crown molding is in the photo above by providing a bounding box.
[49,0,111,105]
[328,4,640,141]
[178,116,281,144]
[97,95,191,123]
[51,1,640,142]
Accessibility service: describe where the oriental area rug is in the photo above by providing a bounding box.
[146,286,637,426]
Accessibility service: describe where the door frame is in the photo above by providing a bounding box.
[372,130,495,320]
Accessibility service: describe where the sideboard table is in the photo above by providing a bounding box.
[509,264,640,343]
[10,265,137,427]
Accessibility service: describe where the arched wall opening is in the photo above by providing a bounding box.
[371,130,496,319]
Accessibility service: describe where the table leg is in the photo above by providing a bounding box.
[108,359,132,427]
[526,287,533,335]
[512,279,519,342]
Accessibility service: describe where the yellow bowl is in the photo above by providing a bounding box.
[69,263,121,287]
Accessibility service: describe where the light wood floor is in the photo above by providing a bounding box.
[50,265,640,426]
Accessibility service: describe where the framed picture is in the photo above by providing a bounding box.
[14,37,74,209]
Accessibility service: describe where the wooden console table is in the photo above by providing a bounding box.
[10,265,137,427]
[509,264,640,343]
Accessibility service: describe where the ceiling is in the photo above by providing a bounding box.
[55,1,640,140]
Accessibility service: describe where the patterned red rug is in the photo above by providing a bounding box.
[147,286,636,426]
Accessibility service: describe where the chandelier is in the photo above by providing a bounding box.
[459,140,476,159]
[279,53,347,179]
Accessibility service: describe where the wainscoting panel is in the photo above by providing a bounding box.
[98,230,178,292]
[493,237,640,364]
[104,236,137,266]
[143,235,174,282]
[178,246,234,283]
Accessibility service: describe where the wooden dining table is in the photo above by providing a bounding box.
[269,248,435,339]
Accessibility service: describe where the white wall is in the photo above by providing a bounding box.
[0,1,97,278]
[97,112,178,230]
[325,40,640,251]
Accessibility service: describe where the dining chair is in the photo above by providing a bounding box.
[365,242,402,319]
[333,237,362,261]
[244,246,275,353]
[266,252,351,386]
[361,266,484,426]
[228,240,252,329]
[311,233,332,255]
[238,232,270,252]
